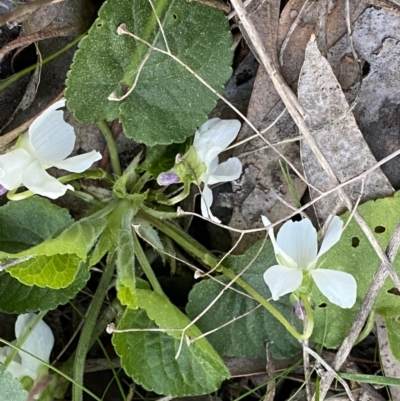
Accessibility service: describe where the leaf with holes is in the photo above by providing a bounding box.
[112,290,230,396]
[65,0,233,146]
[186,240,302,360]
[311,191,400,359]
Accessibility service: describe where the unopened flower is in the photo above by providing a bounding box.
[157,171,180,186]
[0,99,102,199]
[262,216,356,308]
[0,313,54,381]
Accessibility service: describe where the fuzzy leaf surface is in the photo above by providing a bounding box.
[0,197,72,254]
[112,290,230,396]
[8,218,107,288]
[0,263,90,314]
[0,365,27,401]
[187,241,302,360]
[65,0,233,145]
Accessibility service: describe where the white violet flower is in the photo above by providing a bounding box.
[262,216,357,308]
[0,313,54,381]
[193,118,242,223]
[0,99,102,199]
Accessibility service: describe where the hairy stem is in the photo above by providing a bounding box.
[142,211,312,340]
[97,121,122,177]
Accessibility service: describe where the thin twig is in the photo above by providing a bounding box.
[301,343,356,401]
[229,0,400,293]
[0,0,66,26]
[116,24,316,192]
[0,27,73,63]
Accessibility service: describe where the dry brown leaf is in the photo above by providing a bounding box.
[328,7,400,188]
[225,1,306,253]
[298,36,393,221]
[225,0,367,251]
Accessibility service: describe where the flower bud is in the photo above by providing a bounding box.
[157,171,180,186]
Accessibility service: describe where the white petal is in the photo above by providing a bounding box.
[0,148,33,190]
[15,313,54,378]
[318,216,343,258]
[277,219,318,270]
[311,269,357,308]
[200,184,220,223]
[22,160,73,199]
[28,99,75,165]
[261,216,298,269]
[263,264,303,300]
[194,118,240,150]
[52,150,102,172]
[193,119,240,162]
[208,157,242,185]
[193,118,222,149]
[7,360,36,381]
[197,144,223,166]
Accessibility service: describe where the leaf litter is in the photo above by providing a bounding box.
[2,0,400,400]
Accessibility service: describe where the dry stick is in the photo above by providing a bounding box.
[301,343,356,401]
[0,0,66,26]
[116,25,317,193]
[0,27,73,63]
[179,146,400,236]
[229,0,400,289]
[316,221,400,400]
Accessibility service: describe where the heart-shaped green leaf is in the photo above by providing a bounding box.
[187,241,302,360]
[65,0,233,145]
[112,290,230,396]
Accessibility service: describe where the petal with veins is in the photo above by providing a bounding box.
[194,118,240,149]
[208,157,242,185]
[22,160,73,199]
[0,148,33,190]
[15,313,54,380]
[263,264,303,300]
[311,269,357,308]
[197,144,223,167]
[28,99,75,165]
[317,216,343,258]
[52,150,102,172]
[193,118,221,150]
[261,216,297,269]
[277,219,318,270]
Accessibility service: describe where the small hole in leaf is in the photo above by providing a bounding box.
[388,287,400,296]
[351,237,360,247]
[173,13,178,19]
[318,303,327,308]
[97,23,102,27]
[374,226,386,233]
[362,61,370,77]
[397,316,400,322]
